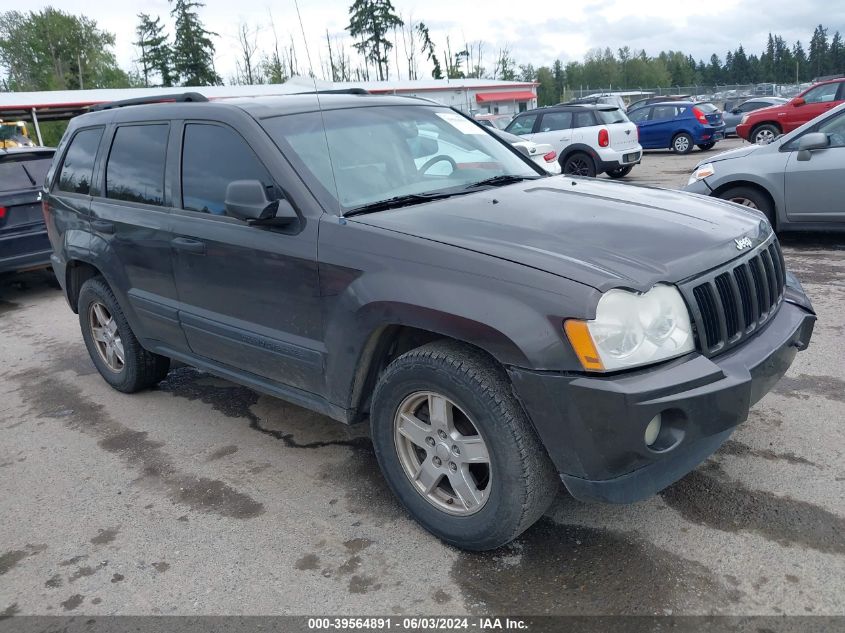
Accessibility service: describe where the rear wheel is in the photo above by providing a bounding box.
[606,165,633,179]
[78,277,170,393]
[717,186,775,227]
[562,152,596,178]
[751,124,779,145]
[370,340,559,551]
[697,142,716,151]
[671,133,693,154]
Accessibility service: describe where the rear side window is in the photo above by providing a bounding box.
[573,111,595,128]
[0,155,53,192]
[538,111,572,132]
[651,105,678,120]
[181,123,273,215]
[57,128,103,194]
[106,124,169,206]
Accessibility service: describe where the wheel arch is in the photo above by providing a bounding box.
[558,143,599,170]
[65,259,104,313]
[711,179,779,229]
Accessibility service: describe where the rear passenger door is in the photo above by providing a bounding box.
[89,122,188,352]
[642,105,677,148]
[169,120,324,394]
[531,111,573,152]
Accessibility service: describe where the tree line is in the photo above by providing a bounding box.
[1,3,843,108]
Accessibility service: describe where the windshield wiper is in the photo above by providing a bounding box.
[462,174,542,190]
[344,191,467,217]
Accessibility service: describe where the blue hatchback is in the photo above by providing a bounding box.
[627,101,725,154]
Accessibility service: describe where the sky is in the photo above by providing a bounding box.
[43,0,845,83]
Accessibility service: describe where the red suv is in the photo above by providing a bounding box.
[736,78,845,144]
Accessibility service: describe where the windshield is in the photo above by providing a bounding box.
[261,105,540,213]
[595,108,629,124]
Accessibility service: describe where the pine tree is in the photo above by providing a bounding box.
[135,14,173,87]
[170,0,220,86]
[347,0,403,81]
[416,22,442,79]
[808,25,829,78]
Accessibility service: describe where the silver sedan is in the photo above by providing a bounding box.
[684,102,845,232]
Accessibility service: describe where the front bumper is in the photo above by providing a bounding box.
[508,295,815,504]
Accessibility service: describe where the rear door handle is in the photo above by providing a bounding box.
[171,237,206,254]
[91,220,114,234]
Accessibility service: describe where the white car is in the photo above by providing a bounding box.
[489,128,561,174]
[505,104,642,178]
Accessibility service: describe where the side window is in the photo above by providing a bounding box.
[803,83,839,104]
[573,111,595,128]
[741,101,761,113]
[628,108,649,123]
[506,114,537,136]
[182,123,273,216]
[105,124,169,206]
[651,105,677,120]
[538,111,572,132]
[56,128,103,194]
[817,111,845,148]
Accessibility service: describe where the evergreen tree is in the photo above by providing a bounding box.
[170,0,220,86]
[347,0,403,81]
[135,13,173,87]
[416,22,441,79]
[831,32,843,74]
[793,41,808,81]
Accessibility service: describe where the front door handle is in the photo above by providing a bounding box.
[171,237,206,254]
[91,220,114,234]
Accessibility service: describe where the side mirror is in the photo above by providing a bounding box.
[731,108,741,114]
[796,131,829,161]
[224,180,297,225]
[792,97,806,107]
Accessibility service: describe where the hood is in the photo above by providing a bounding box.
[703,143,762,164]
[353,177,771,292]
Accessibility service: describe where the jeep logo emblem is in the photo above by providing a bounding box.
[735,237,753,250]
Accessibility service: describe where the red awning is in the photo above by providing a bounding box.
[475,90,535,103]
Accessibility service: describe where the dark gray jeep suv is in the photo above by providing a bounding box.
[43,93,816,550]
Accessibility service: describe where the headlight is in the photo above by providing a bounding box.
[740,114,749,124]
[687,162,715,185]
[565,284,695,371]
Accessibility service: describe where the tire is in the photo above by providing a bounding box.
[697,142,716,151]
[717,186,775,227]
[370,340,559,551]
[606,165,633,179]
[78,276,170,393]
[751,123,779,145]
[561,152,596,178]
[671,133,694,154]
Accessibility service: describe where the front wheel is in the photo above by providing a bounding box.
[370,341,559,551]
[562,152,596,177]
[78,277,170,393]
[672,133,694,154]
[717,186,775,227]
[697,142,716,151]
[606,165,633,179]
[751,124,779,145]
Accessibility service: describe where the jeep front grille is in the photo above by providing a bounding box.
[680,236,786,356]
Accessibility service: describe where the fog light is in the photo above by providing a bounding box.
[644,414,662,446]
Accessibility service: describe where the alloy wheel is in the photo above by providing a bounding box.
[564,158,591,176]
[393,391,492,516]
[729,196,759,209]
[89,301,125,372]
[754,129,776,145]
[674,135,690,152]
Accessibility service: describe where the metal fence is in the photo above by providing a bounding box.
[564,83,812,106]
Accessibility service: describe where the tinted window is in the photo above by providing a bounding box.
[573,111,595,128]
[803,82,840,104]
[182,123,273,215]
[105,125,169,206]
[596,108,628,124]
[818,111,845,148]
[57,128,103,194]
[0,155,53,192]
[506,114,537,135]
[628,108,649,123]
[538,111,572,132]
[651,105,678,120]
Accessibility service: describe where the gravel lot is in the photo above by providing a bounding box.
[1,139,843,617]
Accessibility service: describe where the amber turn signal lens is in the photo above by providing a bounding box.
[563,320,605,371]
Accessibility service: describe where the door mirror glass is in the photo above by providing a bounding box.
[224,180,296,224]
[796,132,829,161]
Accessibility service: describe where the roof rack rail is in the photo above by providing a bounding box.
[293,88,370,95]
[89,92,208,112]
